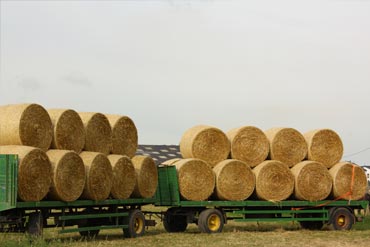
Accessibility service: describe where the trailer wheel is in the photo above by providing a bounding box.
[163,208,188,232]
[331,207,355,230]
[198,209,224,233]
[78,218,100,238]
[123,209,145,238]
[27,212,43,236]
[299,221,323,230]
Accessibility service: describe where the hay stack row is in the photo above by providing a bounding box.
[0,103,158,202]
[175,125,367,202]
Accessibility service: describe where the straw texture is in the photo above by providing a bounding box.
[304,129,343,168]
[265,127,307,167]
[253,160,294,201]
[227,126,269,167]
[180,125,230,167]
[108,154,136,199]
[329,162,367,200]
[0,145,51,201]
[79,151,113,200]
[131,155,158,198]
[106,115,138,157]
[46,150,85,202]
[0,103,52,150]
[291,161,332,201]
[175,158,215,201]
[162,158,181,166]
[48,109,85,153]
[213,159,255,201]
[79,112,112,155]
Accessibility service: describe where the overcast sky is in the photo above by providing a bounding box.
[0,0,370,164]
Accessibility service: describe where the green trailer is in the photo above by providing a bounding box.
[156,164,369,233]
[0,154,156,237]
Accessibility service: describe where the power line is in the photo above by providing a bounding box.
[343,147,370,158]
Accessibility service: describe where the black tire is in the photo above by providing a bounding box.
[299,221,324,230]
[163,208,188,232]
[26,212,43,236]
[198,209,224,233]
[123,209,146,238]
[330,207,355,230]
[78,210,100,238]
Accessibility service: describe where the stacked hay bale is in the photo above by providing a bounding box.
[0,103,146,202]
[131,155,158,199]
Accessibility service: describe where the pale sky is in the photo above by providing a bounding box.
[1,0,370,164]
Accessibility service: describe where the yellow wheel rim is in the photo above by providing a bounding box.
[208,214,221,232]
[337,215,346,227]
[135,217,144,234]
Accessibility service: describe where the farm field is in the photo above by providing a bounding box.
[1,207,370,247]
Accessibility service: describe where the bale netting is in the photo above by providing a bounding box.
[265,127,307,167]
[79,112,112,155]
[108,154,136,199]
[227,126,269,167]
[180,125,230,167]
[106,114,138,158]
[291,161,332,201]
[46,150,86,202]
[304,129,343,168]
[162,158,181,166]
[48,109,85,153]
[0,145,51,202]
[0,103,52,150]
[213,159,255,201]
[175,158,215,201]
[329,162,367,200]
[131,155,158,198]
[253,160,294,201]
[79,151,113,201]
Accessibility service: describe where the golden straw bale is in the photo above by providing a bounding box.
[48,109,85,153]
[79,151,113,200]
[213,159,255,201]
[0,145,51,202]
[79,112,112,155]
[227,126,269,167]
[108,154,136,199]
[106,115,138,158]
[304,129,343,168]
[291,161,332,201]
[253,160,294,201]
[175,158,215,201]
[131,155,158,198]
[265,127,307,167]
[329,162,367,200]
[46,150,85,202]
[162,158,181,166]
[0,103,52,150]
[180,125,230,167]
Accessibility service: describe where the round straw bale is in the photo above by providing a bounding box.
[180,125,230,167]
[253,160,294,201]
[329,162,367,200]
[79,151,113,200]
[46,150,85,202]
[106,115,138,158]
[227,126,269,167]
[0,103,52,150]
[304,129,343,168]
[213,159,255,201]
[0,145,51,202]
[291,161,332,201]
[162,158,181,166]
[48,109,85,153]
[108,154,136,199]
[265,127,307,167]
[79,112,112,155]
[131,155,158,198]
[175,158,215,201]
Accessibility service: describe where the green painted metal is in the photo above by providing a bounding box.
[59,225,128,234]
[233,209,327,214]
[155,165,181,206]
[235,217,327,222]
[59,212,129,221]
[0,155,18,212]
